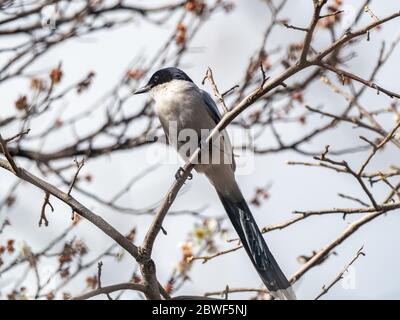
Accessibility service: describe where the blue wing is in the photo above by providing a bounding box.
[201,90,222,124]
[201,90,236,171]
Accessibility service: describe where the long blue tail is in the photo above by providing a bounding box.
[217,191,296,300]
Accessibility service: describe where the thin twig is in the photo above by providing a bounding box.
[97,261,112,300]
[315,246,365,300]
[202,67,229,114]
[67,158,85,196]
[39,192,53,227]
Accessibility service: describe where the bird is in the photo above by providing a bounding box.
[134,67,295,300]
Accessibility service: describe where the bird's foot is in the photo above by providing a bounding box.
[175,167,193,181]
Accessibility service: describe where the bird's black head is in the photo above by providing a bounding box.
[134,67,193,94]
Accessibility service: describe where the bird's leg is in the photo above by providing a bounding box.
[175,167,193,181]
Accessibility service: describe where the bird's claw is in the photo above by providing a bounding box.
[175,167,193,181]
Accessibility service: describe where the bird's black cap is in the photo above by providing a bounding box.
[134,67,193,94]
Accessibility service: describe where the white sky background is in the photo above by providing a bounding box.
[0,0,400,299]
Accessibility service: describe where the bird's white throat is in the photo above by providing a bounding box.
[149,79,198,102]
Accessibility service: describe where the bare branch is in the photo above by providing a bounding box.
[315,246,365,300]
[72,283,148,300]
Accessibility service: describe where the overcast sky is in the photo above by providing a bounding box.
[1,0,400,299]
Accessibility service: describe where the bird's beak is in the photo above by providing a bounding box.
[133,84,151,95]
